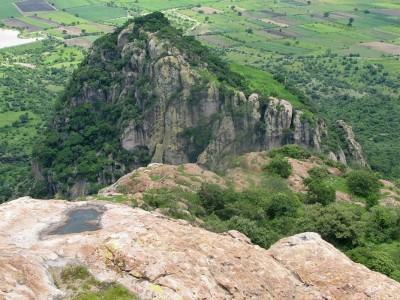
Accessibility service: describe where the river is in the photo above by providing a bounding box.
[0,28,42,49]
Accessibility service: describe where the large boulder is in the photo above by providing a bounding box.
[1,197,399,299]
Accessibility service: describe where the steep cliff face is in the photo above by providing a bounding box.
[33,13,325,196]
[115,23,322,165]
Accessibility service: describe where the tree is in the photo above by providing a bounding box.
[263,156,293,178]
[304,179,336,205]
[323,12,330,17]
[346,170,381,197]
[265,193,300,218]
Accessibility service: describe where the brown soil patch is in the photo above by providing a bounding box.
[259,10,285,17]
[267,29,299,38]
[373,9,400,16]
[28,15,60,26]
[330,12,359,19]
[3,18,42,32]
[270,17,299,26]
[58,26,82,35]
[287,158,317,192]
[200,35,231,47]
[91,23,115,33]
[359,42,400,55]
[192,7,222,15]
[380,198,400,207]
[64,37,92,48]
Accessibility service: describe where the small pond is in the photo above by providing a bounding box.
[0,29,42,49]
[48,208,104,235]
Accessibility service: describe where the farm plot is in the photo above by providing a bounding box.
[3,18,42,32]
[192,7,222,15]
[372,9,400,16]
[0,0,21,19]
[36,11,88,25]
[200,35,232,47]
[28,15,60,26]
[17,16,53,29]
[65,5,127,22]
[15,0,55,12]
[64,36,94,48]
[50,0,101,10]
[266,29,300,38]
[360,42,400,55]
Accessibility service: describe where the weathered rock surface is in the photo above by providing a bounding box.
[337,120,369,168]
[1,197,400,300]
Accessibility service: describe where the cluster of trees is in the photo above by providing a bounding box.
[0,38,81,202]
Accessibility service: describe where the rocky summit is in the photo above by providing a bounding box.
[1,197,400,300]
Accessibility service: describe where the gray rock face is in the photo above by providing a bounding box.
[337,120,369,167]
[109,25,324,166]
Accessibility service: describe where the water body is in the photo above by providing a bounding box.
[0,28,42,49]
[49,208,104,235]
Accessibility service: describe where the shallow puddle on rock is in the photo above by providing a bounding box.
[49,208,103,235]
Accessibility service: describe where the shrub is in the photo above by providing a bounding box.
[267,144,311,159]
[265,192,300,218]
[347,248,395,276]
[263,156,293,178]
[304,179,336,205]
[347,170,381,197]
[308,166,328,180]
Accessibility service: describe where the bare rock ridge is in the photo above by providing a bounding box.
[1,197,400,300]
[116,25,322,165]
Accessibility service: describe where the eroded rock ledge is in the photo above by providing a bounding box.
[1,197,399,299]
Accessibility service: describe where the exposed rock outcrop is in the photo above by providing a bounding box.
[337,120,369,167]
[1,197,400,300]
[35,14,329,197]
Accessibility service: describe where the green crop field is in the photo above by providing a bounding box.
[65,5,126,22]
[36,11,88,25]
[0,0,21,19]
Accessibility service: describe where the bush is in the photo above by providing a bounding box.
[347,248,395,276]
[263,156,293,178]
[308,166,328,180]
[267,144,311,159]
[304,179,336,205]
[347,170,381,197]
[296,203,365,247]
[265,192,300,218]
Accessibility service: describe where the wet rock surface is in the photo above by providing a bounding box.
[1,197,400,300]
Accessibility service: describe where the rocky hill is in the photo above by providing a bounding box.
[1,197,400,300]
[32,12,361,198]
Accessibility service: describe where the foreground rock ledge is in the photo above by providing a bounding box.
[1,198,399,300]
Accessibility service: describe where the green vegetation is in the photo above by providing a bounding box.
[0,39,84,202]
[263,156,293,178]
[347,169,382,197]
[53,265,138,300]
